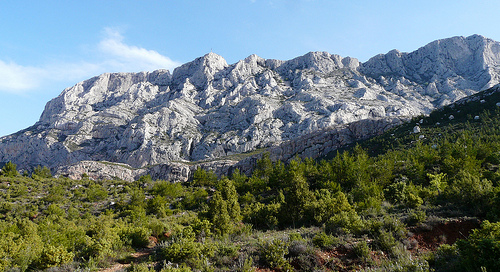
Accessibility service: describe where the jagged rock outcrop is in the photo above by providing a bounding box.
[360,35,500,106]
[2,35,500,180]
[55,160,237,182]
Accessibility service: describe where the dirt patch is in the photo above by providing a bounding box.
[410,218,480,251]
[98,237,157,272]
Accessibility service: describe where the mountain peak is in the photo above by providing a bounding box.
[171,52,228,89]
[2,35,500,175]
[202,52,228,67]
[360,34,500,92]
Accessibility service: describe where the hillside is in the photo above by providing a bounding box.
[1,35,500,181]
[2,84,500,271]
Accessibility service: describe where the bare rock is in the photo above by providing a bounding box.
[2,35,500,180]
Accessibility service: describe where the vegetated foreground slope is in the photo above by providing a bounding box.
[1,34,500,179]
[2,84,500,271]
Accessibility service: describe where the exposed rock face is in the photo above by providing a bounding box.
[360,35,500,106]
[55,160,237,182]
[2,35,500,180]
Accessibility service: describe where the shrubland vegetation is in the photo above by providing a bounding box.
[2,91,500,271]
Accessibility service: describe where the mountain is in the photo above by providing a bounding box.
[1,34,500,180]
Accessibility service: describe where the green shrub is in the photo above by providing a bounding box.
[1,161,19,177]
[312,232,338,249]
[288,240,321,271]
[242,201,281,230]
[160,263,193,271]
[32,165,52,179]
[447,171,493,213]
[407,209,427,226]
[147,195,171,218]
[159,226,201,264]
[406,190,424,208]
[121,226,151,248]
[151,180,184,200]
[288,232,304,242]
[367,215,407,241]
[179,188,208,210]
[129,262,156,272]
[83,218,123,263]
[384,177,423,208]
[375,230,398,257]
[45,203,65,217]
[34,244,75,270]
[86,184,108,202]
[192,168,217,187]
[353,240,371,263]
[258,238,292,271]
[456,220,500,272]
[0,219,44,271]
[428,244,460,271]
[325,210,365,234]
[191,218,213,238]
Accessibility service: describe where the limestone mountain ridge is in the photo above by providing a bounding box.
[1,34,500,181]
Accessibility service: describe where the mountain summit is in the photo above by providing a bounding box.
[2,35,500,179]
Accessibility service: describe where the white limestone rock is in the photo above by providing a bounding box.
[2,35,500,180]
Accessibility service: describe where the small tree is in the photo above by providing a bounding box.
[456,220,500,271]
[207,178,241,235]
[1,161,19,177]
[192,168,217,187]
[32,165,52,179]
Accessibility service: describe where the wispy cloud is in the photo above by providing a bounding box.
[0,28,181,94]
[0,61,45,93]
[99,28,180,72]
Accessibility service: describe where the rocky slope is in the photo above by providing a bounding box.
[1,34,500,181]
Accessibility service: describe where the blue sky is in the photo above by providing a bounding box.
[1,0,499,137]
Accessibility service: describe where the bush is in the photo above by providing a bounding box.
[192,168,217,187]
[121,226,151,248]
[34,245,75,270]
[429,244,460,271]
[83,218,123,263]
[147,195,172,218]
[288,241,321,271]
[312,232,338,249]
[456,220,500,272]
[325,210,365,234]
[375,230,399,257]
[0,219,44,271]
[407,209,427,226]
[367,215,407,241]
[1,161,19,177]
[353,240,371,263]
[86,184,108,202]
[447,171,493,208]
[159,226,201,264]
[160,263,193,271]
[179,188,208,210]
[32,165,52,179]
[259,239,292,271]
[151,180,184,200]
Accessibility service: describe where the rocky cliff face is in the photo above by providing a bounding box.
[2,35,500,180]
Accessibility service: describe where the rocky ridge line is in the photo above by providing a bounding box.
[1,35,500,180]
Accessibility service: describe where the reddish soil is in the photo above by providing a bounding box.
[409,218,480,252]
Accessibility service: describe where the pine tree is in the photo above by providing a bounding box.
[207,178,241,235]
[1,161,19,177]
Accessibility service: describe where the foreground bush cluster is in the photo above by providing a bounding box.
[2,96,500,271]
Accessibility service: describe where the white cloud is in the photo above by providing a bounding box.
[0,60,45,93]
[0,28,181,94]
[99,28,181,72]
